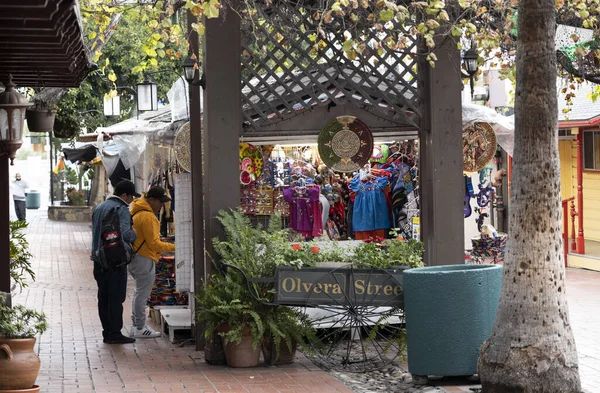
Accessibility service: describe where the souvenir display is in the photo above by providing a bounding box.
[471,231,507,264]
[174,122,191,172]
[241,186,258,215]
[148,253,189,308]
[239,140,421,241]
[274,189,290,217]
[255,187,274,215]
[463,121,497,172]
[239,142,264,185]
[318,116,374,173]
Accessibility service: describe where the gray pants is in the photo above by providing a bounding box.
[128,254,155,329]
[14,199,26,221]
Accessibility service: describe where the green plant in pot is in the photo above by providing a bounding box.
[0,298,48,392]
[26,98,57,134]
[208,210,318,366]
[9,220,34,293]
[262,306,316,365]
[196,273,265,368]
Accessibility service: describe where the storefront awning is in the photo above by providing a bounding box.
[0,0,94,87]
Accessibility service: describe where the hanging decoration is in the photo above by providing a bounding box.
[318,116,374,173]
[239,142,263,185]
[174,122,191,172]
[462,121,497,173]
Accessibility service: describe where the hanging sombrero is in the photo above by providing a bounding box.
[174,122,191,172]
[239,142,263,185]
[318,116,374,172]
[462,121,497,172]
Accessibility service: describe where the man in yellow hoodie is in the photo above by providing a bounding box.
[129,186,176,338]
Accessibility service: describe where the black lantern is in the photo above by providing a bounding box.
[463,46,479,99]
[182,55,198,84]
[136,77,158,112]
[0,75,33,165]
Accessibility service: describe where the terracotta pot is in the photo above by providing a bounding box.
[0,385,40,393]
[0,338,41,390]
[262,337,297,365]
[204,331,227,366]
[221,325,261,368]
[26,109,56,133]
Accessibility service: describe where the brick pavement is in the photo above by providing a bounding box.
[11,209,600,392]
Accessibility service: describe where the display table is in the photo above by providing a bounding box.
[160,307,192,343]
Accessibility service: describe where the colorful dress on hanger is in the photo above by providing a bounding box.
[283,186,323,238]
[349,176,391,233]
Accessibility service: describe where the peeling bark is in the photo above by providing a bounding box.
[478,0,582,391]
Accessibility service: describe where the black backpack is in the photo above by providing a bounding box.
[95,206,134,270]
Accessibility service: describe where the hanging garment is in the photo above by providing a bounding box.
[354,229,386,241]
[349,176,391,232]
[283,186,323,238]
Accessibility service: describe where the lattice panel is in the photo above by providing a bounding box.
[240,3,422,132]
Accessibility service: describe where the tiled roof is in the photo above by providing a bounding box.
[558,81,600,122]
[0,0,93,87]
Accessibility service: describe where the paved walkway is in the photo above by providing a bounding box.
[11,209,600,392]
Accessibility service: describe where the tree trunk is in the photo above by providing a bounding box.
[478,0,581,391]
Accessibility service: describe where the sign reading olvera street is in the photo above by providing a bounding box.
[275,266,407,307]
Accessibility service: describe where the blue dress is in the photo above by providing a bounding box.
[349,175,391,231]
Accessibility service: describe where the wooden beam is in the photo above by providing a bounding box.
[419,35,465,266]
[187,9,206,352]
[0,157,11,304]
[202,3,242,267]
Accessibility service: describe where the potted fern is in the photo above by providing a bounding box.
[198,210,317,367]
[9,220,35,293]
[196,273,265,368]
[262,307,315,365]
[0,299,48,392]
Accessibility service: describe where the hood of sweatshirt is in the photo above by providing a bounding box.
[130,197,154,216]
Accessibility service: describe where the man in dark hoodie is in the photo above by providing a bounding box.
[91,180,140,344]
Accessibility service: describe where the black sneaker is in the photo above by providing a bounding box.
[104,335,136,344]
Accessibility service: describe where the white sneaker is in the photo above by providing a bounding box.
[131,325,161,338]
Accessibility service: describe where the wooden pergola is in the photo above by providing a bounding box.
[0,0,93,302]
[190,2,465,345]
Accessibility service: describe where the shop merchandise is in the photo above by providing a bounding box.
[238,141,421,242]
[148,253,189,308]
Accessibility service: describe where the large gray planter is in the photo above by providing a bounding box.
[403,264,502,381]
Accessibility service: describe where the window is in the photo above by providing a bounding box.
[583,130,600,170]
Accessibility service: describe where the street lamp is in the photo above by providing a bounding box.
[463,45,479,100]
[136,76,158,112]
[182,55,198,84]
[0,75,33,165]
[103,95,120,117]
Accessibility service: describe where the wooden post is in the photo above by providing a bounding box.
[202,5,242,267]
[576,132,585,254]
[0,157,11,306]
[419,36,464,266]
[187,10,206,351]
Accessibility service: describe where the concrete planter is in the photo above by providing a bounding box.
[403,264,502,381]
[48,205,92,222]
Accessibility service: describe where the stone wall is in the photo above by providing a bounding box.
[48,206,93,222]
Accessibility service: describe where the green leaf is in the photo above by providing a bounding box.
[380,9,394,21]
[203,0,220,19]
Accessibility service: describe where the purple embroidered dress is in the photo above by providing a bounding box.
[283,186,323,238]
